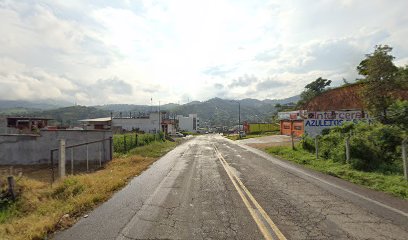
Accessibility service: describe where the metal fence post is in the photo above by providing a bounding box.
[403,138,407,181]
[124,135,127,152]
[345,136,350,164]
[59,139,66,178]
[71,148,74,175]
[135,133,138,147]
[291,131,295,150]
[315,136,319,160]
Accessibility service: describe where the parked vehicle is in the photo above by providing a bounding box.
[170,132,184,137]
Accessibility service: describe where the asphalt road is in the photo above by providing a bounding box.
[56,135,408,240]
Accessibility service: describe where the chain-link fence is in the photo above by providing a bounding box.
[113,132,164,154]
[50,137,112,183]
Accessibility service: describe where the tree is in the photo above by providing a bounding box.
[298,77,332,107]
[396,66,408,89]
[388,100,408,132]
[357,45,398,123]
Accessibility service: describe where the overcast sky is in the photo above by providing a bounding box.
[0,0,407,106]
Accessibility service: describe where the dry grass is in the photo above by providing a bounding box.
[0,140,177,240]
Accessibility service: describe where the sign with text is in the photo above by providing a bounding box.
[304,110,370,136]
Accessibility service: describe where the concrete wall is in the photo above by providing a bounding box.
[0,130,112,165]
[0,117,6,134]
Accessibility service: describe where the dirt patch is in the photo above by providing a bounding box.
[237,135,300,150]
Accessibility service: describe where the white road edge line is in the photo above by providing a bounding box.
[235,141,408,218]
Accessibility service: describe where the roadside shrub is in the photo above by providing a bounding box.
[302,121,404,172]
[348,123,402,171]
[300,134,315,153]
[319,131,345,162]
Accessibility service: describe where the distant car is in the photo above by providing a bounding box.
[173,132,184,137]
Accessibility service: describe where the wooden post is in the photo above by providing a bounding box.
[315,136,319,160]
[59,139,66,178]
[345,136,350,164]
[291,131,295,150]
[7,176,16,201]
[135,133,138,147]
[403,138,407,181]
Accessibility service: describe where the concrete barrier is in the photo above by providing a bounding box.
[0,130,112,165]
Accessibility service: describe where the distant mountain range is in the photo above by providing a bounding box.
[0,95,299,127]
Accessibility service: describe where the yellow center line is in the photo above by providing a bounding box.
[213,144,287,240]
[214,146,273,240]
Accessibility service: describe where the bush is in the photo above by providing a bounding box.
[348,123,402,171]
[300,134,315,153]
[301,122,404,173]
[319,130,345,162]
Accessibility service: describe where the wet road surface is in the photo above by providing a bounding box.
[56,135,408,240]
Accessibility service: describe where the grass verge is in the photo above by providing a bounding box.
[266,145,408,199]
[0,140,178,240]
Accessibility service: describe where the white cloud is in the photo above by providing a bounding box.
[0,0,407,105]
[0,58,77,101]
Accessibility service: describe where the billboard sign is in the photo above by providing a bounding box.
[304,110,370,136]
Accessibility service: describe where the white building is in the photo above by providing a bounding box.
[80,112,177,134]
[79,117,112,130]
[177,114,199,132]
